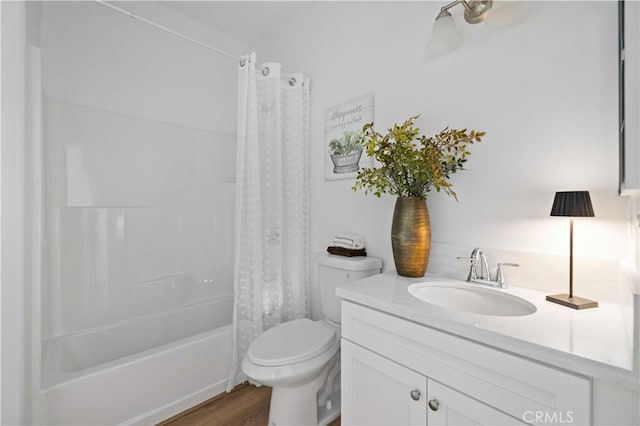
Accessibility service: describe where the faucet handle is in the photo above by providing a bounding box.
[496,263,519,286]
[457,256,478,281]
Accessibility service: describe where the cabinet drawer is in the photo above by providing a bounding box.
[341,301,591,426]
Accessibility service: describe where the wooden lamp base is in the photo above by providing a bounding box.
[546,294,598,310]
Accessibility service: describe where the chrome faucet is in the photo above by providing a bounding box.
[457,248,519,288]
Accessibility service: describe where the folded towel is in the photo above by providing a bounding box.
[334,233,364,243]
[331,241,366,250]
[332,234,365,249]
[327,246,367,257]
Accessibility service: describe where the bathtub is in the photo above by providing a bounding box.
[40,295,233,425]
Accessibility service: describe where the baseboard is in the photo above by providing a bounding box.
[122,378,229,425]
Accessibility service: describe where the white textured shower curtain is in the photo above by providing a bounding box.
[227,53,310,390]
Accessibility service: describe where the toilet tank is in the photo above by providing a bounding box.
[316,253,382,324]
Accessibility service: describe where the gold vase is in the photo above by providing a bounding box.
[391,197,431,278]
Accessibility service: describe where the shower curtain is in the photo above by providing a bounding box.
[228,53,310,390]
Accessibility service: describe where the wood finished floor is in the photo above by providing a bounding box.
[159,384,341,426]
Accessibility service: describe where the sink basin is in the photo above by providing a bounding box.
[407,282,537,317]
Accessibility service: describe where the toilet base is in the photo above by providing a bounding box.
[267,366,329,426]
[318,388,341,426]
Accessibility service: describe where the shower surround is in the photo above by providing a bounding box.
[30,2,249,423]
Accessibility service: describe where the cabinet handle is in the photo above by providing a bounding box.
[410,389,421,401]
[428,399,440,411]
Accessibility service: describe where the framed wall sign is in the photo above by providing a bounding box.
[324,93,374,180]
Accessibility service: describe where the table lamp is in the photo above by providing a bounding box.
[547,191,598,310]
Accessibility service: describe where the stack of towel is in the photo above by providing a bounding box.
[327,234,366,257]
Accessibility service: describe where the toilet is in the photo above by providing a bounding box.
[241,253,382,426]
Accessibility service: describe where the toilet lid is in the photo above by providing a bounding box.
[247,318,337,367]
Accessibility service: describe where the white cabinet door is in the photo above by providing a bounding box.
[342,339,427,426]
[427,379,527,426]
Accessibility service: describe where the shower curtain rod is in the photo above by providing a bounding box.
[94,0,242,62]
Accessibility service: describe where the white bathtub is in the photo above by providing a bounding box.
[40,295,233,425]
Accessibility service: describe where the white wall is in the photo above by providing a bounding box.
[256,1,631,317]
[41,0,245,139]
[39,1,250,338]
[1,2,27,424]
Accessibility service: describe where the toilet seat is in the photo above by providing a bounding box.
[247,318,337,367]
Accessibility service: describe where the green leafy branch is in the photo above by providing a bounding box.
[352,115,485,200]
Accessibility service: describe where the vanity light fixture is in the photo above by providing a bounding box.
[429,0,493,52]
[547,191,598,310]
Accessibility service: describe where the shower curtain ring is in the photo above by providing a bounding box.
[239,57,246,67]
[262,66,270,76]
[288,77,297,86]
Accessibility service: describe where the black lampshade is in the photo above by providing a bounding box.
[550,191,595,217]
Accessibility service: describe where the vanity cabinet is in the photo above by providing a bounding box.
[342,340,525,425]
[340,301,591,426]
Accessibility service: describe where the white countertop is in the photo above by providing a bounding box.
[336,272,639,389]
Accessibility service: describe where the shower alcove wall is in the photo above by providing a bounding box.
[31,2,249,424]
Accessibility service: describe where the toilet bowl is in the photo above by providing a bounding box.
[241,319,340,425]
[241,254,382,426]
